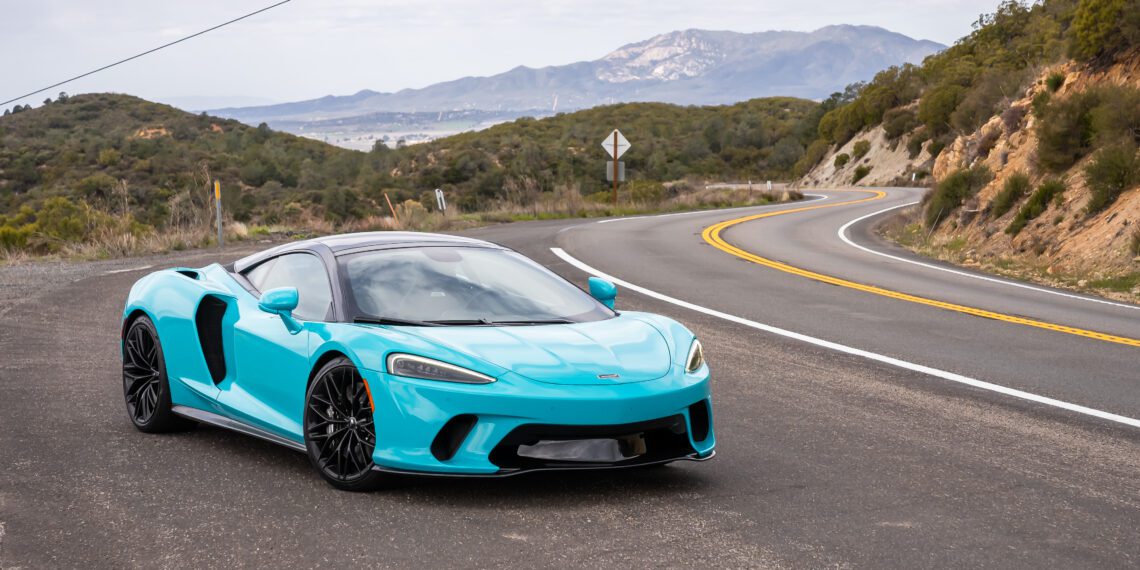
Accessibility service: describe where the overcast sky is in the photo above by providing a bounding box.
[2,0,999,110]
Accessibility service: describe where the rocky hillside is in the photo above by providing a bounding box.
[928,55,1140,281]
[794,0,1140,297]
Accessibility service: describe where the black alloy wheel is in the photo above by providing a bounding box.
[304,357,388,491]
[122,315,195,432]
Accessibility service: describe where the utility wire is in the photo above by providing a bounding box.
[1,0,292,107]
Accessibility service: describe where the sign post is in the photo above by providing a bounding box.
[434,188,447,212]
[214,180,223,248]
[600,129,630,204]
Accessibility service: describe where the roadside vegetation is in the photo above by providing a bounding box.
[0,93,815,258]
[795,0,1140,176]
[989,172,1031,219]
[1006,178,1066,236]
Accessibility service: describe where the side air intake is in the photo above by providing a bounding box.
[195,296,228,385]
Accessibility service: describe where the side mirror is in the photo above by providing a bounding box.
[588,277,617,309]
[258,287,302,334]
[259,287,299,313]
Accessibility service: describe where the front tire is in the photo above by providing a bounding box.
[304,357,388,491]
[122,315,196,433]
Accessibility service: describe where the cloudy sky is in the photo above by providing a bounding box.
[2,0,999,110]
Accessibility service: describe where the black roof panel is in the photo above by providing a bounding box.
[232,232,499,273]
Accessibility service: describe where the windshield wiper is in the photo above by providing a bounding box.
[354,316,441,327]
[423,319,494,326]
[487,318,574,325]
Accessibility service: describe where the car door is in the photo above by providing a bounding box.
[220,252,335,441]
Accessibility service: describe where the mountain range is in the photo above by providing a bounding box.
[210,25,944,147]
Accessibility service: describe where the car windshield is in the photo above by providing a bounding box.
[340,246,614,325]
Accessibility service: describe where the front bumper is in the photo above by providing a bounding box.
[360,365,716,475]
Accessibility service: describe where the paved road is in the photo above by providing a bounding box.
[2,188,1138,568]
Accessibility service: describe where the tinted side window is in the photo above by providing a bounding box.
[248,254,333,321]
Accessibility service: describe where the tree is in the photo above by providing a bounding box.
[1068,0,1135,60]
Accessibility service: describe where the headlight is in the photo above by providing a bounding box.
[685,339,705,373]
[386,353,496,384]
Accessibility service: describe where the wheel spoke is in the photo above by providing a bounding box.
[306,365,377,480]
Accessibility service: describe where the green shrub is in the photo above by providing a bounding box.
[990,172,1031,218]
[1007,179,1065,235]
[793,139,831,177]
[1068,0,1140,60]
[834,153,850,168]
[927,139,947,159]
[1031,91,1051,118]
[1035,90,1100,172]
[1088,86,1140,147]
[925,166,992,228]
[852,165,872,184]
[1046,72,1065,93]
[882,109,917,140]
[918,85,966,135]
[906,130,930,159]
[1084,142,1139,214]
[852,140,871,160]
[1131,228,1140,256]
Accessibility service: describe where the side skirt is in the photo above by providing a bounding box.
[172,405,306,453]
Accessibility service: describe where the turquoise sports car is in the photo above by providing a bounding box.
[122,232,714,490]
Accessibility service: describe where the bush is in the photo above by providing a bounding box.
[852,166,872,184]
[1007,179,1065,235]
[1084,142,1139,214]
[1068,0,1140,60]
[882,109,917,140]
[906,130,930,159]
[834,153,850,168]
[1132,228,1140,256]
[1001,105,1027,133]
[990,172,1031,218]
[1035,90,1099,172]
[1046,72,1066,93]
[852,140,871,160]
[925,166,992,228]
[793,139,831,177]
[918,85,966,135]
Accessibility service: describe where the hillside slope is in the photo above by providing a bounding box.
[927,55,1140,282]
[793,0,1140,298]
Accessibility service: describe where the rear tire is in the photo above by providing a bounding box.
[122,315,196,433]
[304,356,389,491]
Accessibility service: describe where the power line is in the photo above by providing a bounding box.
[1,0,292,108]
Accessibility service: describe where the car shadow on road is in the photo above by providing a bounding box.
[188,424,714,505]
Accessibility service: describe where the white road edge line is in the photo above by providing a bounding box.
[550,247,1140,430]
[838,202,1140,311]
[104,265,154,275]
[594,194,829,224]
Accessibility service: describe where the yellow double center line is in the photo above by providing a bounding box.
[701,190,1140,348]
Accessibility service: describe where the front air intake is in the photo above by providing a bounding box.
[688,399,711,442]
[431,415,478,462]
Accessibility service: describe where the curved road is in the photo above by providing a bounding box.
[2,187,1138,568]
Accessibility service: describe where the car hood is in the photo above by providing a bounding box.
[396,316,672,385]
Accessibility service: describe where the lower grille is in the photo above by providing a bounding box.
[489,414,696,470]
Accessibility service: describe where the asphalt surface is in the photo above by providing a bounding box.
[2,187,1138,568]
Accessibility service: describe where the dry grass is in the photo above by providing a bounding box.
[1,183,801,263]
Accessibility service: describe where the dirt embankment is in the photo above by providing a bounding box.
[802,115,934,189]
